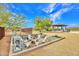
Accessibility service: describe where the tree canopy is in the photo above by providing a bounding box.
[0,4,12,26]
[34,16,53,31]
[4,14,26,31]
[0,4,27,32]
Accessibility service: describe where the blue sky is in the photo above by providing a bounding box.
[6,3,79,28]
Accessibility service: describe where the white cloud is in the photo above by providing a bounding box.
[50,10,62,21]
[42,3,56,13]
[49,7,72,21]
[41,3,76,22]
[42,3,72,14]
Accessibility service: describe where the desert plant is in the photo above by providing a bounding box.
[0,4,12,26]
[34,16,53,33]
[34,17,43,31]
[43,18,53,31]
[4,14,27,35]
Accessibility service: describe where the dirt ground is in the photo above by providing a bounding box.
[17,32,79,56]
[0,30,11,56]
[0,31,79,56]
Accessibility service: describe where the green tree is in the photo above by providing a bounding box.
[43,18,53,31]
[34,17,43,31]
[0,4,12,26]
[34,16,53,33]
[4,14,26,35]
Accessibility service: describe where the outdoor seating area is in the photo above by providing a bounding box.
[52,24,69,32]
